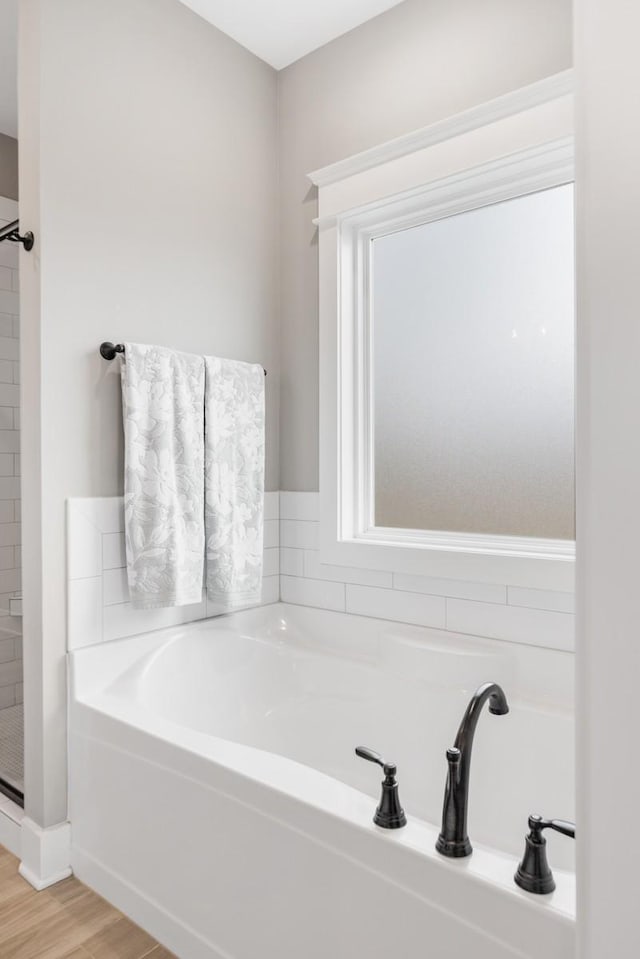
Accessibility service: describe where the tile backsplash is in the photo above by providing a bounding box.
[66,494,280,650]
[278,492,574,654]
[67,491,575,654]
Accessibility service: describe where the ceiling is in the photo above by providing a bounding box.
[177,0,406,69]
[0,0,405,138]
[0,0,17,138]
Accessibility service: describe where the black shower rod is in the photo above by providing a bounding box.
[0,220,34,251]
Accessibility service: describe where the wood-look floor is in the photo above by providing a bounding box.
[0,844,177,959]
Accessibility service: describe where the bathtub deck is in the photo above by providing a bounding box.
[0,844,177,958]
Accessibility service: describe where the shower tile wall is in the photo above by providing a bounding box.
[0,229,21,711]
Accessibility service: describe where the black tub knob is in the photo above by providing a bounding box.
[355,746,407,829]
[514,814,576,894]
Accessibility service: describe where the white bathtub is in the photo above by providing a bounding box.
[68,602,576,959]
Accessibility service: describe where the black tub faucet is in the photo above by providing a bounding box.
[436,682,509,858]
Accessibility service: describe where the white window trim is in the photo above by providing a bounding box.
[312,73,575,591]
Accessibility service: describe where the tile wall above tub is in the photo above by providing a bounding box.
[279,493,574,654]
[66,494,280,651]
[66,492,575,655]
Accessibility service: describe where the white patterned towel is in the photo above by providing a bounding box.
[205,356,265,613]
[122,343,205,609]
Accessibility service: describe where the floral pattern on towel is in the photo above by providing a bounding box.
[205,356,265,612]
[122,343,205,609]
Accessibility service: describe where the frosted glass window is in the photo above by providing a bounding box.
[372,184,575,539]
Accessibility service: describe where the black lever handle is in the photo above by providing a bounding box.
[515,814,576,894]
[355,746,397,778]
[355,745,406,829]
[528,816,575,841]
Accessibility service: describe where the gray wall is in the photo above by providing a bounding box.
[0,134,18,200]
[278,0,574,490]
[575,0,640,953]
[19,0,277,827]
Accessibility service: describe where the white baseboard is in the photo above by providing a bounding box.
[19,817,72,889]
[72,847,228,959]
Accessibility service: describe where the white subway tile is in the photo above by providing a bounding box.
[263,519,280,549]
[0,408,12,430]
[279,492,319,522]
[13,455,19,477]
[0,337,17,361]
[67,577,102,650]
[0,454,13,476]
[14,683,22,704]
[103,567,129,606]
[0,570,20,594]
[303,550,392,588]
[393,573,507,604]
[0,524,19,547]
[0,638,14,664]
[0,361,12,384]
[446,599,574,651]
[67,501,102,580]
[507,586,575,614]
[0,268,11,292]
[75,497,124,534]
[103,594,206,642]
[0,317,11,339]
[0,660,21,688]
[12,408,18,430]
[0,547,13,570]
[11,271,18,293]
[0,685,14,709]
[0,385,18,408]
[0,292,18,317]
[262,547,279,578]
[0,479,19,500]
[346,584,445,629]
[0,431,20,453]
[11,318,18,339]
[12,362,18,385]
[263,491,280,521]
[0,244,18,268]
[0,502,13,523]
[280,575,345,612]
[102,532,126,570]
[261,575,280,605]
[280,519,319,549]
[13,546,20,568]
[280,547,304,577]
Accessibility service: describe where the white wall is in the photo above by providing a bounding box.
[278,0,573,490]
[575,1,640,954]
[19,0,278,827]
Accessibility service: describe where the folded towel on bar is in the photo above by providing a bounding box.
[122,342,205,609]
[204,356,265,614]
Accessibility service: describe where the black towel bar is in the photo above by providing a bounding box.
[99,342,266,375]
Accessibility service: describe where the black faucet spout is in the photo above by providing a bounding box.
[436,682,509,859]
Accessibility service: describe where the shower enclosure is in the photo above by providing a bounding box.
[0,196,23,806]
